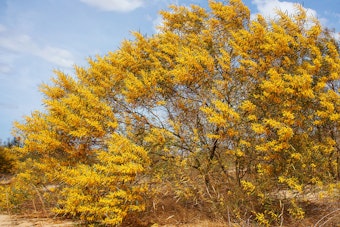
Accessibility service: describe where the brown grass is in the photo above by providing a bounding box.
[1,177,339,227]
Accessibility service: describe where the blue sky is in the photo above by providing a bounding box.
[0,0,339,141]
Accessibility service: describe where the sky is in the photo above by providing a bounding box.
[0,0,339,141]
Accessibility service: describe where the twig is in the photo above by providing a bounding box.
[227,206,231,226]
[32,198,37,212]
[314,208,340,227]
[279,201,284,227]
[6,189,11,215]
[247,215,252,226]
[32,184,47,214]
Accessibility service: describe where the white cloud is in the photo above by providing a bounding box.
[331,31,340,42]
[79,0,144,12]
[0,50,17,75]
[252,0,317,19]
[0,33,33,52]
[37,46,74,68]
[0,29,74,68]
[152,15,164,33]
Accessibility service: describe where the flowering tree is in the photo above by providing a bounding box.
[2,0,339,225]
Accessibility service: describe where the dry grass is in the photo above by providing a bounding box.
[1,204,339,227]
[1,177,339,227]
[122,189,340,227]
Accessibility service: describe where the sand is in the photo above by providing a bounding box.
[0,214,75,227]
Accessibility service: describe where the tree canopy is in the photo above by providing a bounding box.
[1,0,339,225]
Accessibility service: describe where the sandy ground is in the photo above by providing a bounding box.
[0,215,228,227]
[0,214,76,227]
[0,215,223,227]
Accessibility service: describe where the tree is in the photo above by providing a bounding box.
[0,137,20,174]
[2,0,339,225]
